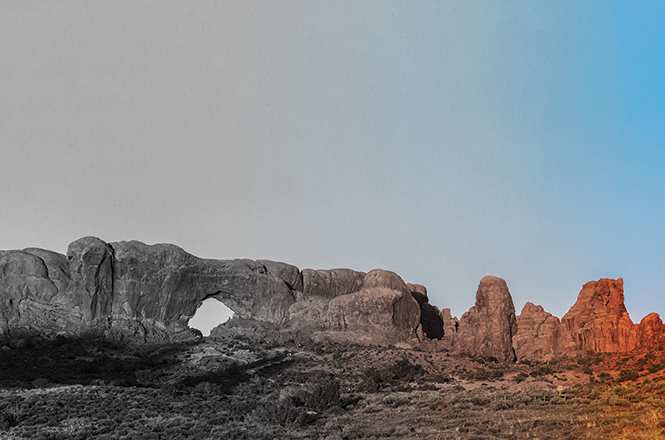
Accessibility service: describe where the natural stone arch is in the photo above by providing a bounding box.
[188,295,235,336]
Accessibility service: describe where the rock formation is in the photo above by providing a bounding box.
[453,276,517,362]
[558,278,635,353]
[513,302,560,360]
[3,237,665,361]
[634,313,665,349]
[441,308,459,336]
[408,283,444,340]
[315,269,422,345]
[0,237,426,346]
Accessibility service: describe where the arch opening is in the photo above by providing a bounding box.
[189,298,234,336]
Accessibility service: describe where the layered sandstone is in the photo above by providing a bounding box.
[3,237,664,361]
[454,276,517,362]
[558,278,635,353]
[634,313,665,348]
[513,302,560,360]
[0,237,427,345]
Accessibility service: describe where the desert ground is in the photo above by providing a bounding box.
[2,329,665,439]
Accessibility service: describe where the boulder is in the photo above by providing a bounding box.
[513,302,560,360]
[454,276,517,362]
[558,278,635,354]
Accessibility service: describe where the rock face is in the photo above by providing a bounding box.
[635,313,665,348]
[454,276,517,362]
[317,269,422,345]
[558,278,635,353]
[0,237,429,346]
[4,237,665,360]
[441,308,459,336]
[0,249,72,336]
[513,303,560,360]
[408,284,444,340]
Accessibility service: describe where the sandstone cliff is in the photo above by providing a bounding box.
[512,302,560,360]
[0,237,427,345]
[453,276,517,362]
[2,238,663,361]
[558,278,635,353]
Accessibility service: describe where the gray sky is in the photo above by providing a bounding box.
[2,1,665,329]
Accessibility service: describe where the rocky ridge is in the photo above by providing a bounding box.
[1,237,663,361]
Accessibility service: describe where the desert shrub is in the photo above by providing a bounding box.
[358,359,423,392]
[0,405,23,431]
[430,374,451,384]
[194,381,223,395]
[251,399,315,427]
[160,382,179,397]
[529,366,554,377]
[489,368,505,379]
[636,357,649,370]
[598,372,612,381]
[31,378,50,388]
[618,369,639,383]
[513,372,529,383]
[306,376,341,411]
[77,360,99,374]
[649,362,665,374]
[135,369,155,385]
[582,366,593,375]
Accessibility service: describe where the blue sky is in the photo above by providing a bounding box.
[1,1,664,331]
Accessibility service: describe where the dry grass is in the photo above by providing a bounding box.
[1,334,665,439]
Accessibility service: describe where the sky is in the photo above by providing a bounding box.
[2,1,665,333]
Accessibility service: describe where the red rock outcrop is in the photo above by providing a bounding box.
[513,302,560,360]
[454,276,517,362]
[558,278,635,354]
[441,308,459,336]
[635,313,665,348]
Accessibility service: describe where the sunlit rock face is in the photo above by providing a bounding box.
[454,276,518,362]
[635,313,665,348]
[513,302,560,361]
[558,278,635,354]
